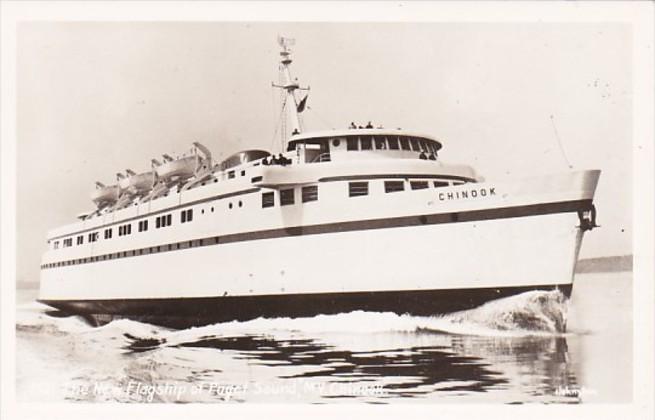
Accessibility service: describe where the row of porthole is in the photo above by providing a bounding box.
[228,201,243,209]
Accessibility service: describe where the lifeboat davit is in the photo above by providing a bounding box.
[155,156,197,181]
[118,170,156,194]
[91,183,119,208]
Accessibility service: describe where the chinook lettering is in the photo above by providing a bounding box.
[438,187,496,202]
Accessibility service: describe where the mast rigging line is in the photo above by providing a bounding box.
[549,114,573,170]
[270,96,288,153]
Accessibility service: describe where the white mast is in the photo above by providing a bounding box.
[272,36,309,146]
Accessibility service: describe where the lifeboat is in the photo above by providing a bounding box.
[118,170,156,194]
[155,156,198,181]
[91,182,119,208]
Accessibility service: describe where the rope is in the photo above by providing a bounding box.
[549,115,573,169]
[306,105,334,130]
[270,96,288,153]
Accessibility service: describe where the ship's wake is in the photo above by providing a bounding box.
[17,289,569,352]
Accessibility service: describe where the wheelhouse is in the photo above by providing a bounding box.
[287,129,443,164]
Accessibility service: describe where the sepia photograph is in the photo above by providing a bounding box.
[2,1,653,419]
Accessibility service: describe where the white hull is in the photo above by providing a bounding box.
[40,211,583,301]
[40,170,598,306]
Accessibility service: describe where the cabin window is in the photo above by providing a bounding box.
[138,220,149,232]
[104,228,112,239]
[280,188,295,206]
[360,136,372,150]
[433,181,449,188]
[241,170,246,177]
[156,214,172,228]
[387,136,399,150]
[332,138,341,147]
[410,181,429,190]
[346,137,359,151]
[180,209,193,223]
[385,180,405,193]
[88,232,98,242]
[251,176,263,183]
[374,137,386,150]
[453,181,465,186]
[302,185,318,203]
[400,137,410,151]
[63,238,72,248]
[228,171,235,179]
[349,182,369,197]
[54,241,59,250]
[76,236,83,245]
[118,224,132,236]
[262,192,275,208]
[410,138,420,151]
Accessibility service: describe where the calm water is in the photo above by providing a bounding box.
[15,272,632,403]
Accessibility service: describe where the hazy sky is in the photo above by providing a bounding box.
[16,22,632,284]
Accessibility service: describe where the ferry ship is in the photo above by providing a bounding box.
[38,38,600,328]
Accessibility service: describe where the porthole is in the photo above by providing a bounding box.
[238,201,243,207]
[201,209,205,214]
[332,139,341,147]
[229,203,233,209]
[211,207,214,212]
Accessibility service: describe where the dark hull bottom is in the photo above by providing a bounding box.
[39,284,572,329]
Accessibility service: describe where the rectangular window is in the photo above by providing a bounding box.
[385,180,405,193]
[349,182,369,197]
[104,228,112,239]
[360,136,372,150]
[400,137,410,150]
[433,181,449,188]
[179,209,191,224]
[76,236,83,245]
[410,138,420,151]
[374,137,386,150]
[280,188,295,206]
[88,232,98,242]
[262,192,274,208]
[419,139,428,152]
[166,214,172,226]
[228,171,235,179]
[410,181,429,190]
[138,220,148,232]
[387,136,399,150]
[453,181,465,186]
[346,137,359,151]
[63,238,72,248]
[156,217,161,229]
[302,185,318,203]
[54,241,59,250]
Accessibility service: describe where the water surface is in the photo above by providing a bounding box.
[15,271,631,403]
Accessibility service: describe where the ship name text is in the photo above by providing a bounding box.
[438,187,496,202]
